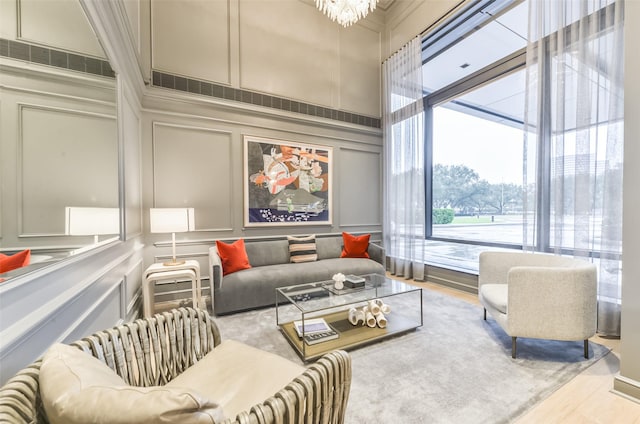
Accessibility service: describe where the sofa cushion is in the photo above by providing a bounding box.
[216,239,251,276]
[39,343,225,424]
[341,232,370,258]
[214,257,386,314]
[287,235,317,263]
[244,239,290,267]
[480,284,508,314]
[167,339,305,420]
[315,236,343,260]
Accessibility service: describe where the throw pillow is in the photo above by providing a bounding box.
[0,249,31,274]
[39,343,225,424]
[340,232,370,259]
[287,235,318,263]
[215,239,251,276]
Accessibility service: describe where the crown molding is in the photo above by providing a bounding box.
[79,0,145,104]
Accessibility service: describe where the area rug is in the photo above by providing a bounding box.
[214,288,610,424]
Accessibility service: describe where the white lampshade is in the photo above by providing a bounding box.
[149,208,195,233]
[149,208,195,266]
[65,207,120,236]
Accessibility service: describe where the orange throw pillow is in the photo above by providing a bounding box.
[215,239,251,276]
[0,249,31,274]
[340,232,370,259]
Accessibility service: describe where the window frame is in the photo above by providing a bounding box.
[423,49,527,249]
[420,0,622,261]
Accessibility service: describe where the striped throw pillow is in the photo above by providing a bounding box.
[287,235,318,263]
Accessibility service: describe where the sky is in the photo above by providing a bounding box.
[432,107,524,185]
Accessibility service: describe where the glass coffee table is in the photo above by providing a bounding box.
[276,274,423,361]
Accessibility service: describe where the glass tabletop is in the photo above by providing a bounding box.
[276,273,420,313]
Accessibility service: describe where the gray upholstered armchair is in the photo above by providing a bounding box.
[478,251,597,358]
[0,307,351,423]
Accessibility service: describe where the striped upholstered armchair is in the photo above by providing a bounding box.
[0,307,351,423]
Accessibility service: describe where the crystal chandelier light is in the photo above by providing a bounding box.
[315,0,378,27]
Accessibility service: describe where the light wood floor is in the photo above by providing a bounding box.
[406,278,640,423]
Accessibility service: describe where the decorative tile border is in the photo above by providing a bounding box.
[152,70,381,129]
[0,38,115,78]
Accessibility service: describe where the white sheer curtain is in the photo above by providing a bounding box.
[382,37,425,281]
[523,0,624,335]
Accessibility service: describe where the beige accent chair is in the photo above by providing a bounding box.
[0,307,351,423]
[478,251,597,359]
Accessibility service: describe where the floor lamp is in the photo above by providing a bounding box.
[149,208,195,266]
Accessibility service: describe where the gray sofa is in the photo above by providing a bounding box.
[208,235,385,315]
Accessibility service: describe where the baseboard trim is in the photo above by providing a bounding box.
[613,374,640,404]
[424,265,478,294]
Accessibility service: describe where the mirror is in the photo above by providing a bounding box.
[0,0,119,281]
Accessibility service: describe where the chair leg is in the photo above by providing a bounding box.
[483,308,486,320]
[584,339,589,359]
[512,337,517,359]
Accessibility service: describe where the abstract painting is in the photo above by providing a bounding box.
[244,135,332,226]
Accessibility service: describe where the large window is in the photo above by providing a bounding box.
[431,71,525,246]
[419,0,622,273]
[421,0,528,270]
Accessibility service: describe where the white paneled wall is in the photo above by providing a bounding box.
[339,24,382,115]
[150,0,383,117]
[238,1,340,107]
[617,0,640,402]
[142,1,385,285]
[338,148,382,227]
[152,0,230,84]
[141,95,384,291]
[0,69,118,247]
[122,85,144,238]
[20,106,118,235]
[17,0,105,58]
[151,122,234,231]
[0,0,144,385]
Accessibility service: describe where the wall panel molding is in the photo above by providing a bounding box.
[151,0,230,85]
[17,0,105,58]
[151,71,381,128]
[123,88,143,238]
[0,240,140,384]
[238,0,337,108]
[59,277,123,342]
[124,258,143,318]
[143,90,382,143]
[17,103,117,237]
[338,147,382,227]
[151,121,234,231]
[0,65,115,101]
[338,23,382,116]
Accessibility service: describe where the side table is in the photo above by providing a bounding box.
[142,259,203,317]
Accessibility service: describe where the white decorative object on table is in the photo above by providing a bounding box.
[332,272,346,290]
[368,300,381,315]
[347,299,391,328]
[374,298,391,314]
[348,307,364,325]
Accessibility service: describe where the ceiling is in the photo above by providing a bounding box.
[424,1,528,125]
[377,0,397,10]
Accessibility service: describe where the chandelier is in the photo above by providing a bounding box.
[315,0,378,28]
